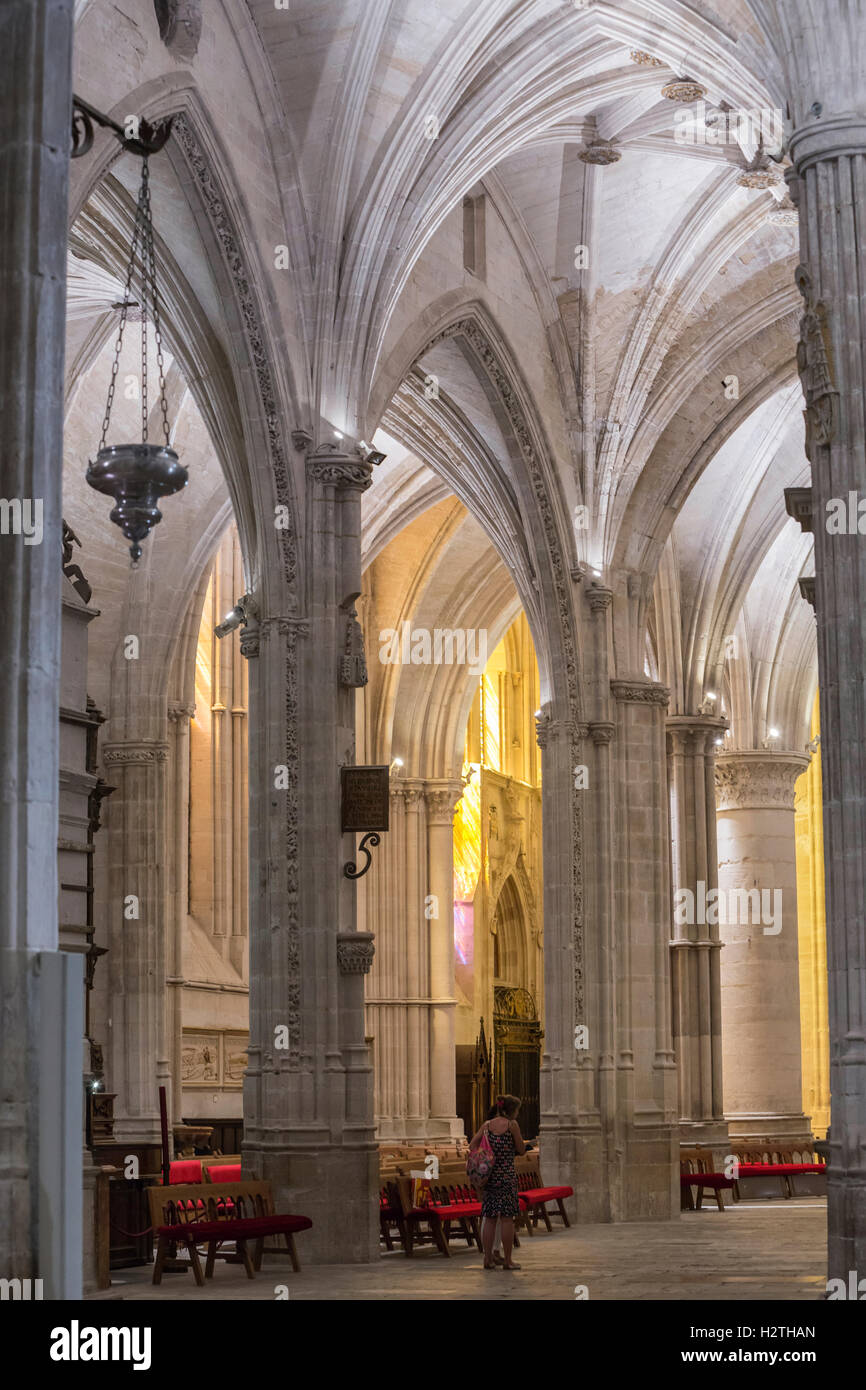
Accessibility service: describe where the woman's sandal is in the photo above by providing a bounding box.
[502,1263,522,1270]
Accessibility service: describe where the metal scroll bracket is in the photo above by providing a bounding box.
[343,831,382,881]
[72,94,173,160]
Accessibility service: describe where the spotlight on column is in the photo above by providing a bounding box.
[214,593,256,640]
[762,727,781,748]
[215,605,245,639]
[390,757,404,773]
[359,439,388,467]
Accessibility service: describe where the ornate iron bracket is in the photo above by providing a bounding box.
[72,95,173,160]
[344,831,381,880]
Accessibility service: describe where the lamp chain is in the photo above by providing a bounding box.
[99,156,171,451]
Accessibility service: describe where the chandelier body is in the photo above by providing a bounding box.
[86,153,187,564]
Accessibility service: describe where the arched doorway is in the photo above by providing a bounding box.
[493,984,542,1143]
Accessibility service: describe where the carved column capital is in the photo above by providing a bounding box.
[337,932,376,976]
[424,779,465,824]
[666,715,728,756]
[588,721,615,745]
[390,778,425,808]
[586,585,613,614]
[534,705,573,749]
[167,702,196,722]
[714,751,810,812]
[306,445,373,492]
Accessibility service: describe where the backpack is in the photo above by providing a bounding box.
[466,1125,495,1189]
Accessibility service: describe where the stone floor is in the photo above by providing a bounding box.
[92,1198,828,1301]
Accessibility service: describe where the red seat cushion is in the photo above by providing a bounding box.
[166,1160,203,1185]
[737,1163,825,1177]
[410,1202,482,1220]
[518,1185,574,1205]
[679,1173,733,1188]
[208,1164,242,1183]
[158,1214,313,1240]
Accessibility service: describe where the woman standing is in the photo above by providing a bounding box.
[468,1094,525,1270]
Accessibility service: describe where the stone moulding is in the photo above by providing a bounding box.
[795,263,839,462]
[171,113,298,599]
[610,680,670,706]
[102,742,169,764]
[337,932,376,975]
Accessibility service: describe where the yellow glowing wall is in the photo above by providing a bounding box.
[794,693,829,1137]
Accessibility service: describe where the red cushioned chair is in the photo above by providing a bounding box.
[396,1172,483,1256]
[680,1149,733,1211]
[515,1155,574,1233]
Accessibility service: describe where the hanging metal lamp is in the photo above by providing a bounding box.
[86,155,187,566]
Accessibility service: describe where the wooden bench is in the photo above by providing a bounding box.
[680,1148,734,1211]
[514,1153,573,1232]
[394,1163,484,1257]
[146,1180,312,1286]
[729,1144,827,1201]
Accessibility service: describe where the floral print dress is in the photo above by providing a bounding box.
[480,1123,520,1219]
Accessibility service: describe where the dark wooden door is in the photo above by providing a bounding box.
[504,1048,540,1141]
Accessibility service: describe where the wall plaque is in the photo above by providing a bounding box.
[341,765,390,832]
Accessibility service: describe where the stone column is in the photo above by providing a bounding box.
[242,446,378,1262]
[365,779,427,1140]
[715,752,811,1146]
[0,0,77,1292]
[610,680,679,1219]
[166,703,195,1125]
[101,738,170,1144]
[424,779,464,1137]
[535,705,605,1221]
[753,0,866,1281]
[667,717,729,1148]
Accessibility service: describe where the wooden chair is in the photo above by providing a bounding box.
[679,1148,733,1211]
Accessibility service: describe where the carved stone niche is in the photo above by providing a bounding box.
[153,1,202,60]
[337,931,376,976]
